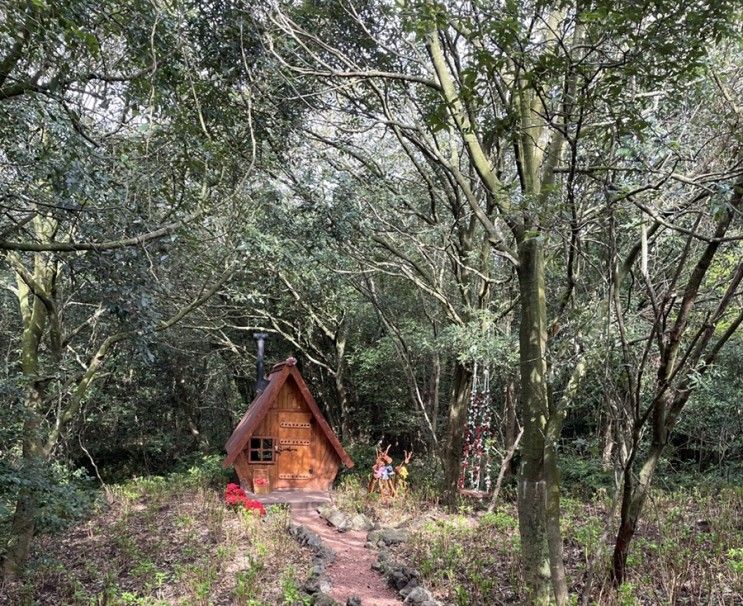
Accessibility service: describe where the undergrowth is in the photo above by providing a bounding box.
[332,471,743,605]
[0,457,311,606]
[397,487,743,605]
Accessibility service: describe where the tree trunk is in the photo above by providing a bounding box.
[601,411,614,471]
[504,378,517,453]
[429,350,441,436]
[544,442,568,606]
[612,444,663,585]
[2,396,48,580]
[544,354,585,606]
[3,248,50,580]
[334,332,351,442]
[3,487,38,580]
[516,237,553,605]
[442,360,472,507]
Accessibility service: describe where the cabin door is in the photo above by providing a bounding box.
[276,411,314,487]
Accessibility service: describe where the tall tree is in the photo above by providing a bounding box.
[599,66,742,584]
[0,0,288,577]
[266,0,738,602]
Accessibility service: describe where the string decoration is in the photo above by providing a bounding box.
[459,362,495,493]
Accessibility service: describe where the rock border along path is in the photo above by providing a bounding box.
[292,509,402,606]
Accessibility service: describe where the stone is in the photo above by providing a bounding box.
[389,568,411,590]
[291,524,325,550]
[304,577,322,594]
[367,528,410,547]
[399,579,420,598]
[403,586,437,605]
[318,546,335,562]
[313,592,340,606]
[372,548,393,574]
[293,523,334,598]
[346,597,362,606]
[318,506,352,532]
[348,513,375,531]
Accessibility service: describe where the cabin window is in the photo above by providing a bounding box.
[249,437,274,463]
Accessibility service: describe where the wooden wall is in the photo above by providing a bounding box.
[235,378,341,492]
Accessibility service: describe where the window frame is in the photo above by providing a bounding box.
[248,436,275,464]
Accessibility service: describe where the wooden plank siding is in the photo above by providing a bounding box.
[225,358,351,493]
[238,376,341,492]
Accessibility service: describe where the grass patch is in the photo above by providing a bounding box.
[0,461,311,606]
[403,509,521,605]
[333,476,743,605]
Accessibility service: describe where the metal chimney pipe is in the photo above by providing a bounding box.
[253,333,269,394]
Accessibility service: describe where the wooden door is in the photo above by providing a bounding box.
[276,411,314,487]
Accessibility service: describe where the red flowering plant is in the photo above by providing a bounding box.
[224,483,266,516]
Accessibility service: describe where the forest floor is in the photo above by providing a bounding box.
[333,475,743,606]
[1,467,741,605]
[0,474,314,606]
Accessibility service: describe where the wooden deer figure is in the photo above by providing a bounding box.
[368,444,395,497]
[394,450,413,493]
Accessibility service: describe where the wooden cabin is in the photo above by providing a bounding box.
[223,357,353,492]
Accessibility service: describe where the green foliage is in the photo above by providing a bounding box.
[480,510,518,531]
[349,317,443,442]
[333,475,369,514]
[727,548,743,576]
[341,442,380,478]
[616,583,639,606]
[407,513,521,604]
[280,567,310,606]
[673,340,743,479]
[559,450,613,496]
[0,461,100,551]
[3,469,312,604]
[573,518,603,563]
[1,0,742,601]
[176,454,233,490]
[439,311,518,369]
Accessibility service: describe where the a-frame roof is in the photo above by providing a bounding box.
[223,357,354,469]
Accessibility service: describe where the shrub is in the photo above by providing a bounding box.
[559,451,612,496]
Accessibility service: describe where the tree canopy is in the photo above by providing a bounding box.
[1,1,741,603]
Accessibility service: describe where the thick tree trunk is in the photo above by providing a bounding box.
[516,237,553,605]
[545,410,569,606]
[442,360,472,507]
[3,487,38,580]
[544,355,585,606]
[544,446,568,606]
[3,252,50,580]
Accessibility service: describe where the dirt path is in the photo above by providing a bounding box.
[293,510,402,606]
